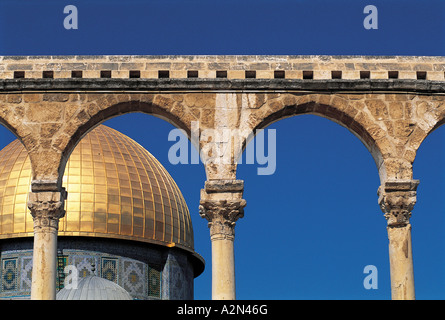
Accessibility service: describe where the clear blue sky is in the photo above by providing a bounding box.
[1,0,445,300]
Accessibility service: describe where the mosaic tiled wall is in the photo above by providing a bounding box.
[163,249,194,300]
[0,238,195,300]
[0,250,33,299]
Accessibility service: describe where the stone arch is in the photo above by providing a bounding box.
[239,93,390,183]
[55,95,198,189]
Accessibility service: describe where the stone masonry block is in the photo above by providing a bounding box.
[284,70,302,79]
[199,70,216,78]
[25,71,42,79]
[313,70,331,80]
[83,71,101,78]
[398,71,417,80]
[53,71,71,79]
[170,70,188,79]
[370,71,388,79]
[426,71,444,81]
[140,71,158,79]
[342,71,360,80]
[256,71,274,79]
[227,70,245,79]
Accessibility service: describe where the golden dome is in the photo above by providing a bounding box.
[0,125,194,251]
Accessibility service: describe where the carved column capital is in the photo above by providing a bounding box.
[27,189,67,232]
[378,180,419,227]
[199,199,246,240]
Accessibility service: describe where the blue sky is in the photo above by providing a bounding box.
[1,0,445,300]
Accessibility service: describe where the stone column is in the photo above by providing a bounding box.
[378,180,419,300]
[27,189,66,300]
[199,180,246,300]
[200,198,246,300]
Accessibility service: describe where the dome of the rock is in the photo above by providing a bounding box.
[0,125,204,300]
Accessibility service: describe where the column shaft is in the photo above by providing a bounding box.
[387,224,415,300]
[31,226,58,300]
[211,238,236,299]
[28,189,66,300]
[199,197,245,300]
[378,180,418,300]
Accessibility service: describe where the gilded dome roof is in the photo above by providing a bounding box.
[0,125,194,251]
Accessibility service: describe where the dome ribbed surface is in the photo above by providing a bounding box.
[56,276,132,300]
[0,125,194,250]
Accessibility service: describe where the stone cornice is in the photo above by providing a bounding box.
[1,78,445,94]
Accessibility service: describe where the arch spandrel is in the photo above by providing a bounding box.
[411,98,445,155]
[384,95,445,181]
[0,100,51,189]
